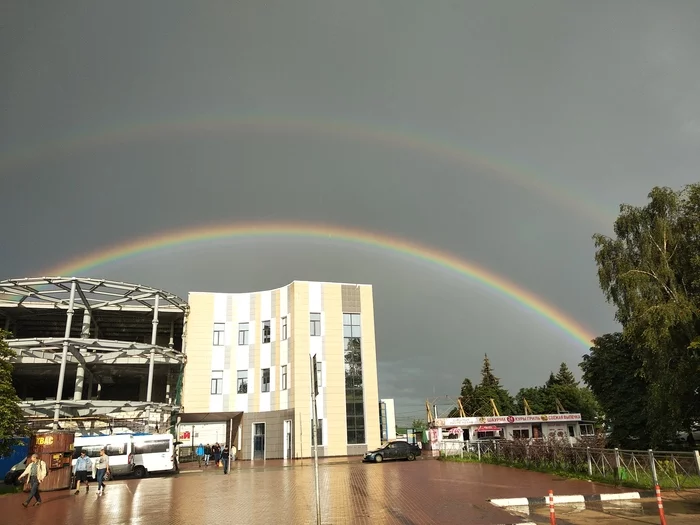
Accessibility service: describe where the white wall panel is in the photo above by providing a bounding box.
[308,282,322,313]
[214,294,228,322]
[237,294,251,323]
[259,392,271,412]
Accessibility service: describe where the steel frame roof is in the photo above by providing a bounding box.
[0,276,188,313]
[9,337,185,366]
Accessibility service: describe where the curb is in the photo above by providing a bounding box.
[490,490,656,507]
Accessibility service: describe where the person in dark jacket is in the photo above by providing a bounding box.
[221,446,230,474]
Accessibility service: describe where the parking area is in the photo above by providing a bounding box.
[1,457,630,524]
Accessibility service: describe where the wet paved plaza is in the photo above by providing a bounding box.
[0,457,629,525]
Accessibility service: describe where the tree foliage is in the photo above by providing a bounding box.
[514,362,600,421]
[452,355,516,416]
[0,330,27,457]
[593,184,700,445]
[581,333,650,447]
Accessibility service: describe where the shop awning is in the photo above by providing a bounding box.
[477,425,501,432]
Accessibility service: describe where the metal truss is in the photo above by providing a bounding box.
[9,337,185,366]
[21,399,178,419]
[0,276,188,313]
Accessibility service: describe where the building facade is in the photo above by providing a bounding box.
[181,281,381,460]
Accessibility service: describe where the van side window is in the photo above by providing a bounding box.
[134,440,170,454]
[104,443,128,456]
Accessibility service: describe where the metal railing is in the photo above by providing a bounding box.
[437,439,700,490]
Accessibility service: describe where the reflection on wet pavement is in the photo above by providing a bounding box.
[3,458,693,525]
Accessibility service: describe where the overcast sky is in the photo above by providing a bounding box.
[2,1,699,425]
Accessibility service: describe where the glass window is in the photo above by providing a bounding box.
[134,440,170,454]
[281,317,288,340]
[343,313,365,444]
[238,323,249,345]
[281,365,288,391]
[310,313,321,336]
[211,370,223,395]
[512,429,530,439]
[315,361,322,388]
[262,320,271,343]
[104,443,128,456]
[261,368,270,393]
[213,323,225,346]
[237,370,248,394]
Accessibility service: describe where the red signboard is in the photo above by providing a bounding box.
[477,426,501,432]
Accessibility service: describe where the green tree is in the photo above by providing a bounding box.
[554,363,578,386]
[473,355,516,415]
[514,386,549,414]
[452,355,516,416]
[0,330,27,457]
[593,184,700,445]
[411,419,427,431]
[581,333,650,447]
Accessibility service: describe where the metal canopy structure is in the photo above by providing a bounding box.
[1,277,190,431]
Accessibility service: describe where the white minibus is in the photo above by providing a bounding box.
[131,433,175,478]
[72,434,134,478]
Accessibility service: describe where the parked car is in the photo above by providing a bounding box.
[4,458,27,486]
[363,440,421,463]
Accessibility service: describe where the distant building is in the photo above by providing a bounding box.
[379,399,397,442]
[180,281,382,459]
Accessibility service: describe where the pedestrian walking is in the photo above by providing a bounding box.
[73,450,93,494]
[221,446,230,474]
[204,444,211,466]
[18,454,47,507]
[196,443,205,468]
[94,448,111,496]
[212,443,221,467]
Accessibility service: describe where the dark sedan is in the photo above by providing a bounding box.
[363,440,421,463]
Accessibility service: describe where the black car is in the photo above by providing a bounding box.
[362,440,421,463]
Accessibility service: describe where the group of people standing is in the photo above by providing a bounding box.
[195,442,235,473]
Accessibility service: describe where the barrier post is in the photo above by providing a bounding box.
[654,484,667,525]
[548,489,556,525]
[586,447,593,476]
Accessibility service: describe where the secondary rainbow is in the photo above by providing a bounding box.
[0,115,612,226]
[46,221,595,349]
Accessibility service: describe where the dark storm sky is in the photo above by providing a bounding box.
[2,1,699,424]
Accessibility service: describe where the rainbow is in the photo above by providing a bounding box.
[45,221,595,349]
[0,115,612,226]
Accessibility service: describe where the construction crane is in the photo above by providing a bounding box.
[523,398,533,415]
[489,398,500,417]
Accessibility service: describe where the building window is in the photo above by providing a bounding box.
[281,316,288,340]
[315,360,323,388]
[213,323,225,346]
[281,365,288,391]
[580,424,595,436]
[512,428,530,439]
[310,312,321,336]
[211,370,223,395]
[237,370,248,394]
[238,323,249,345]
[344,313,364,444]
[261,368,270,393]
[312,419,323,446]
[262,320,271,344]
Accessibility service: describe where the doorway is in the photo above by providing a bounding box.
[253,423,266,460]
[283,420,292,459]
